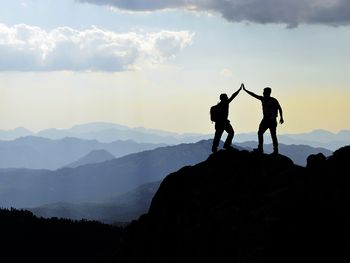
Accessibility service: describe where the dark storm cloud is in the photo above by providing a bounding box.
[78,0,350,27]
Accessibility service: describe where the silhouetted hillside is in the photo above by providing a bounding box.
[117,146,350,263]
[0,208,122,263]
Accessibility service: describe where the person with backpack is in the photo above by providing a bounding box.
[211,84,243,153]
[242,84,284,155]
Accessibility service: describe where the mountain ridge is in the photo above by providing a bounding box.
[64,149,116,168]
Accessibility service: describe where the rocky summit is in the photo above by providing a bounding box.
[116,146,350,263]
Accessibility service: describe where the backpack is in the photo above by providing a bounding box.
[210,103,222,123]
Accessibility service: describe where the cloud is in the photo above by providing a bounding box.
[78,0,350,27]
[220,68,233,77]
[0,24,194,72]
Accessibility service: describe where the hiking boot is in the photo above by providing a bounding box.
[253,148,263,154]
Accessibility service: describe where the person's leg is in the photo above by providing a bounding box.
[269,119,278,154]
[256,119,269,152]
[212,124,224,153]
[223,123,234,149]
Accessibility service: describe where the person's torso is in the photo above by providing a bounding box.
[261,97,279,119]
[217,101,229,121]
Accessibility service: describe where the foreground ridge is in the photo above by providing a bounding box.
[118,146,350,263]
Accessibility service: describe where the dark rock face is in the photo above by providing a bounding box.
[117,146,350,263]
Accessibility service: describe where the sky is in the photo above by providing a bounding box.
[0,0,349,134]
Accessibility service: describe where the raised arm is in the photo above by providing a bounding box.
[228,84,243,103]
[242,84,262,100]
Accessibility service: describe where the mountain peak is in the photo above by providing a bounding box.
[118,146,350,263]
[149,148,294,216]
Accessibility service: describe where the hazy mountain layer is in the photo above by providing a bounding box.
[0,140,212,208]
[0,136,165,169]
[31,122,211,144]
[65,149,116,168]
[2,122,349,149]
[28,181,161,223]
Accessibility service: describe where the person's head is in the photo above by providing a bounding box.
[220,93,228,102]
[263,87,271,98]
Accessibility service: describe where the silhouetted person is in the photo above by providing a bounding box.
[211,85,242,153]
[243,84,284,154]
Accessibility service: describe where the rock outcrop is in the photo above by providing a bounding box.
[117,146,350,263]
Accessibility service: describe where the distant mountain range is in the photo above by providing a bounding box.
[1,122,349,149]
[0,122,211,144]
[0,127,33,140]
[0,132,334,170]
[23,141,334,223]
[0,136,165,170]
[0,140,213,208]
[235,129,350,151]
